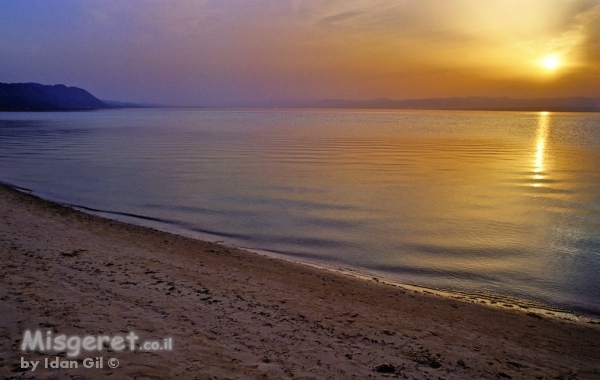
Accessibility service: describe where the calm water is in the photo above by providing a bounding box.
[1,109,599,316]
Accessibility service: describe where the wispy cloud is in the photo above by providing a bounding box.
[1,0,599,105]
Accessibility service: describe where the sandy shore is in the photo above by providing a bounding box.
[1,183,599,379]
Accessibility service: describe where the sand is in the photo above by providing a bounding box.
[1,183,599,380]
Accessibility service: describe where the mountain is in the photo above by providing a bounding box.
[0,82,109,111]
[308,97,600,112]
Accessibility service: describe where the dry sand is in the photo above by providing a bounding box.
[1,183,599,379]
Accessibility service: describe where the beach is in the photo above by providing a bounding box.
[1,183,599,380]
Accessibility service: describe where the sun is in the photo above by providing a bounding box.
[541,55,560,70]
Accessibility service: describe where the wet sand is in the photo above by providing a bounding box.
[1,183,599,379]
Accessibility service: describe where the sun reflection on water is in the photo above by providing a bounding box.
[533,112,550,187]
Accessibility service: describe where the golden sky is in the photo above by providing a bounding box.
[1,0,599,105]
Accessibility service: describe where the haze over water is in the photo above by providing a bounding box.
[1,109,599,316]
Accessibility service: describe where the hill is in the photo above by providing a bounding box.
[0,82,109,111]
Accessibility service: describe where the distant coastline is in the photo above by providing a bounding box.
[280,96,600,112]
[2,82,599,112]
[178,96,600,112]
[101,100,166,109]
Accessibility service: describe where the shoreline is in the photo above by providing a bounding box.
[244,248,598,324]
[1,182,600,379]
[5,180,597,324]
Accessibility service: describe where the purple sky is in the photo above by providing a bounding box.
[2,0,599,106]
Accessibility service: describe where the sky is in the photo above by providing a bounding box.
[1,0,599,107]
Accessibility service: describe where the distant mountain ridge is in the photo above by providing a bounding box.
[307,96,600,112]
[0,82,109,111]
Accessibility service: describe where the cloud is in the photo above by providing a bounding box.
[2,0,599,104]
[570,5,600,66]
[318,10,364,27]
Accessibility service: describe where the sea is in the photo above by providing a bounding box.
[1,108,599,317]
